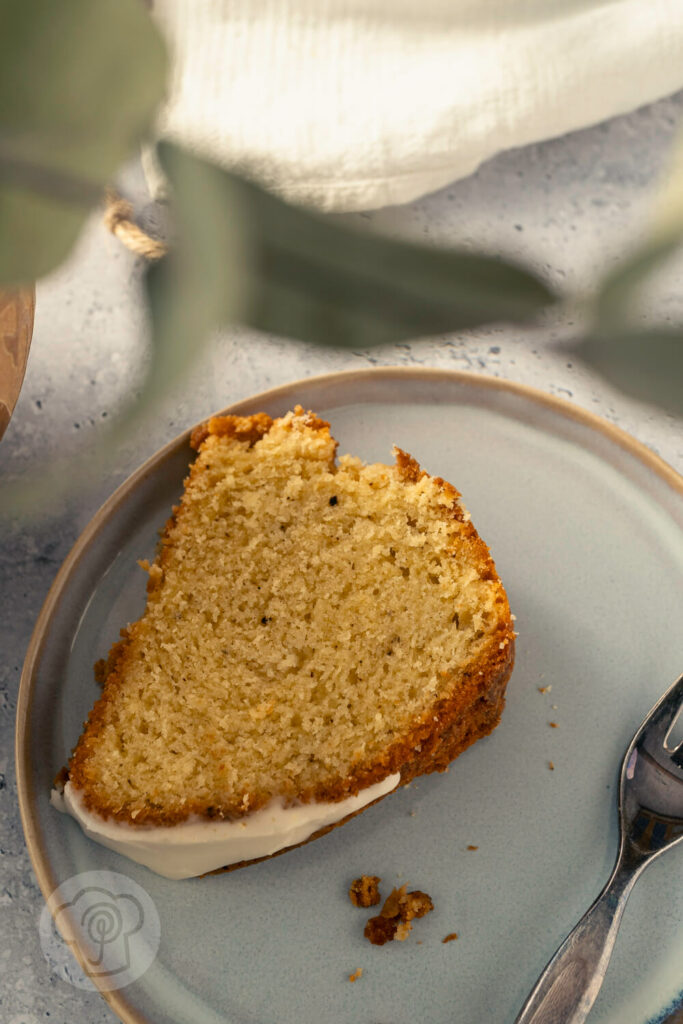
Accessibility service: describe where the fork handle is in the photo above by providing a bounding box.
[513,854,645,1024]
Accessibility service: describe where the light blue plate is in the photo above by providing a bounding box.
[17,369,683,1024]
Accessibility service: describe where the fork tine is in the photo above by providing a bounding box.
[638,671,683,752]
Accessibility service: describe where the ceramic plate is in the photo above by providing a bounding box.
[17,368,683,1024]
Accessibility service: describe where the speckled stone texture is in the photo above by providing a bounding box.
[1,93,682,1023]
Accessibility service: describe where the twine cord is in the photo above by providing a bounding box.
[103,188,168,261]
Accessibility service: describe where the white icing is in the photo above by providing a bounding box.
[51,774,400,880]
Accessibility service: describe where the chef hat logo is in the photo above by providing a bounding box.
[39,871,160,991]
[54,886,143,976]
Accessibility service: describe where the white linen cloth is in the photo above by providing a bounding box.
[151,0,683,211]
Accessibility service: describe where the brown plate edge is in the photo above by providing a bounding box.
[0,285,36,441]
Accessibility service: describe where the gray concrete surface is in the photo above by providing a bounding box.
[1,92,682,1023]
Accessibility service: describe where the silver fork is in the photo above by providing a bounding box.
[514,671,683,1024]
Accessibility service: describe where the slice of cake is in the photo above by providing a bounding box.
[53,407,514,878]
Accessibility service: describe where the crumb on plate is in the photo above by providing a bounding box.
[349,875,381,908]
[364,915,398,946]
[364,885,434,945]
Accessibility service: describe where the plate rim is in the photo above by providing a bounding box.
[15,365,683,1024]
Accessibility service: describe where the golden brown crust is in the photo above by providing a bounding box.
[189,412,274,451]
[189,407,330,451]
[92,630,131,686]
[65,410,515,832]
[393,447,426,484]
[290,405,331,432]
[93,659,109,686]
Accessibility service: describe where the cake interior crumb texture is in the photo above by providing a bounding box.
[68,408,514,824]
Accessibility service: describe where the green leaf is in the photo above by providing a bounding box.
[580,131,683,415]
[145,152,251,404]
[574,329,683,416]
[594,234,683,328]
[0,0,167,284]
[149,143,556,351]
[0,189,87,285]
[594,129,683,330]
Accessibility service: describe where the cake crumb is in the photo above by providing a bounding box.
[349,875,381,908]
[548,761,555,770]
[400,890,434,922]
[379,884,405,919]
[348,968,363,983]
[466,844,479,851]
[442,932,459,943]
[364,915,398,946]
[538,685,552,694]
[365,885,434,945]
[549,722,558,728]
